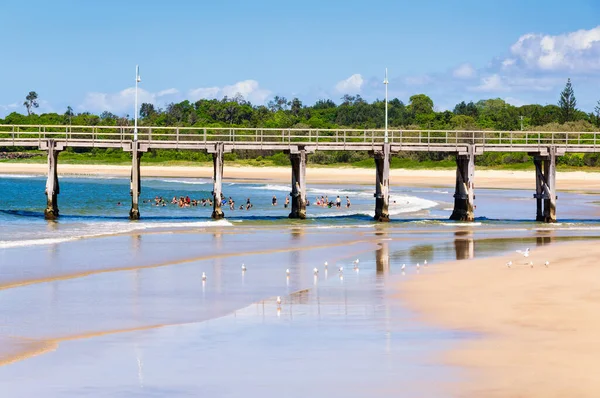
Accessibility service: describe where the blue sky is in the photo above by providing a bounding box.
[1,0,600,117]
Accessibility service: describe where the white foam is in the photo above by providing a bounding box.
[249,184,290,192]
[0,219,232,249]
[154,178,209,185]
[0,174,39,179]
[440,222,482,226]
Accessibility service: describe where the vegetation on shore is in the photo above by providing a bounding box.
[2,79,600,171]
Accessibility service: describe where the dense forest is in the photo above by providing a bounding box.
[2,80,600,169]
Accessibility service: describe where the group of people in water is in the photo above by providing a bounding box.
[131,193,351,210]
[141,194,254,210]
[269,194,351,209]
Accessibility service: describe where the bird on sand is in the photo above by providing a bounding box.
[202,272,207,281]
[286,268,290,276]
[416,263,420,270]
[313,267,319,275]
[516,248,530,258]
[276,296,282,305]
[506,261,512,268]
[545,261,550,268]
[529,261,534,268]
[424,260,428,266]
[241,264,247,272]
[401,264,406,271]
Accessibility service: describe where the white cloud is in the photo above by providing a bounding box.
[504,97,526,107]
[501,58,516,69]
[335,74,364,94]
[80,87,180,114]
[189,80,271,104]
[470,74,507,92]
[510,26,600,71]
[0,103,19,112]
[452,63,476,79]
[404,75,433,85]
[156,88,180,97]
[469,74,559,93]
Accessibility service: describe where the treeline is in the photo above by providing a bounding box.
[2,79,600,169]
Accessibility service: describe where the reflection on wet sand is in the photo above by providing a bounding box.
[454,231,474,260]
[376,241,390,274]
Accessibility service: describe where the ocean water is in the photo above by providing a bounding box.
[2,174,600,248]
[1,174,600,396]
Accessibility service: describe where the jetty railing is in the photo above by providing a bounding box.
[1,125,600,149]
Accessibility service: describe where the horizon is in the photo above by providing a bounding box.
[2,0,600,117]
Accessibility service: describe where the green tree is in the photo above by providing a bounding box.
[64,106,74,125]
[408,94,434,115]
[558,78,577,123]
[290,98,302,116]
[595,100,600,127]
[140,103,157,119]
[23,91,39,116]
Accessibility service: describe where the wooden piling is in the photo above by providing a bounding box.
[534,157,544,221]
[544,146,557,223]
[532,147,557,223]
[129,141,142,220]
[211,143,225,220]
[289,148,307,219]
[374,143,390,222]
[44,139,62,220]
[449,146,475,221]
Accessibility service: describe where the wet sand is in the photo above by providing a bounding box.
[399,240,600,397]
[3,163,600,190]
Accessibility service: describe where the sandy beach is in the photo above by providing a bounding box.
[2,163,600,190]
[399,240,600,397]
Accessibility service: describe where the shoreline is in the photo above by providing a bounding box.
[3,163,600,190]
[399,240,600,397]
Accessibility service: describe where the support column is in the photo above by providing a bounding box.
[544,147,557,223]
[449,146,475,222]
[532,147,557,223]
[129,141,142,220]
[374,143,390,222]
[534,157,544,222]
[289,149,307,219]
[211,143,225,220]
[44,140,61,220]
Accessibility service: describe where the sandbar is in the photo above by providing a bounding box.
[2,163,600,190]
[399,240,600,397]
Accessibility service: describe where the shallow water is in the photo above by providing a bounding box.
[1,175,599,396]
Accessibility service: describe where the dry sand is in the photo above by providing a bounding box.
[2,163,600,190]
[399,240,600,398]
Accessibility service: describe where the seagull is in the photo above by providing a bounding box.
[530,261,534,268]
[313,267,319,275]
[516,248,530,258]
[506,261,512,268]
[202,272,207,281]
[286,268,290,276]
[324,261,328,267]
[338,266,344,273]
[401,264,406,271]
[241,264,247,272]
[276,296,281,305]
[354,259,360,264]
[416,263,420,270]
[544,261,549,268]
[424,260,428,266]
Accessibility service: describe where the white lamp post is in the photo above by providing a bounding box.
[384,68,389,143]
[134,65,141,141]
